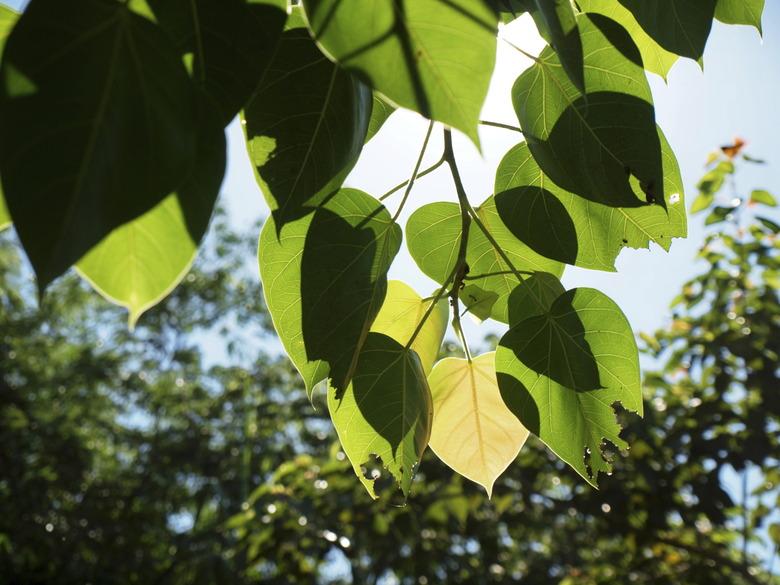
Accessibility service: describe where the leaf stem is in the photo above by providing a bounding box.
[503,38,541,63]
[443,129,473,362]
[379,158,444,202]
[390,120,435,221]
[479,120,524,134]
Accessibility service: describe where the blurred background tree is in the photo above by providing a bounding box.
[0,147,778,584]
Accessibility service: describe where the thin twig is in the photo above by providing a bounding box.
[379,158,445,201]
[479,120,524,134]
[389,120,435,221]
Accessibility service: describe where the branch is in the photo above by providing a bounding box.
[443,129,473,361]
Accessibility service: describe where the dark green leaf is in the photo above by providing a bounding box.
[513,14,662,208]
[494,134,686,271]
[302,0,498,146]
[146,0,287,124]
[617,0,716,60]
[328,332,432,498]
[259,189,402,395]
[244,28,371,227]
[757,216,780,234]
[496,283,642,485]
[0,0,202,290]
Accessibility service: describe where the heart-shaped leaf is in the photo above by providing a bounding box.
[0,0,202,290]
[496,281,642,485]
[428,352,529,497]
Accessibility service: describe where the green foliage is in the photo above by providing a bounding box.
[0,0,768,497]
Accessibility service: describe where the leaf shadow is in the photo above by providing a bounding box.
[528,90,664,209]
[495,186,578,266]
[300,205,389,394]
[504,286,601,392]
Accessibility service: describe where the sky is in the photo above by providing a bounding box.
[217,4,780,346]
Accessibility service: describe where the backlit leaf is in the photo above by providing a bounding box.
[715,0,764,33]
[494,135,686,271]
[428,352,529,497]
[406,201,563,323]
[258,189,401,395]
[370,280,448,375]
[513,13,662,208]
[244,28,372,226]
[366,94,396,143]
[576,0,678,79]
[76,112,225,327]
[0,0,202,290]
[496,283,642,485]
[531,0,584,92]
[302,0,498,146]
[328,332,432,498]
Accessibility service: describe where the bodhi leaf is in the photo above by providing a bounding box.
[575,0,678,79]
[513,13,663,208]
[243,27,371,226]
[370,280,448,375]
[328,332,432,499]
[715,0,764,33]
[0,0,202,291]
[406,201,563,323]
[617,0,716,61]
[496,281,642,485]
[302,0,498,146]
[494,135,686,271]
[76,111,225,328]
[531,0,584,93]
[366,94,396,143]
[258,189,401,395]
[145,0,287,125]
[428,352,530,497]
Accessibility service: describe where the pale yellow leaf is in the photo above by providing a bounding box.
[428,352,529,497]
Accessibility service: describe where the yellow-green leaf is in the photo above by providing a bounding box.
[370,280,448,375]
